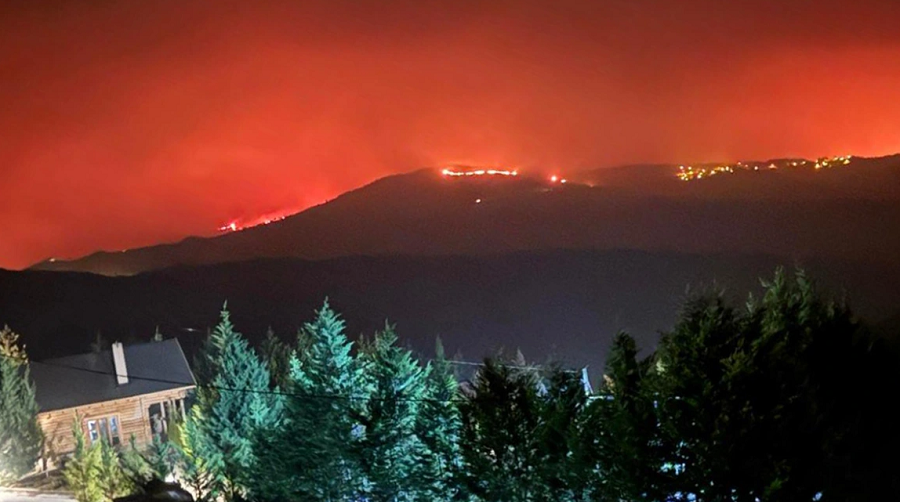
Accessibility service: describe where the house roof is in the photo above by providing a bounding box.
[30,338,195,413]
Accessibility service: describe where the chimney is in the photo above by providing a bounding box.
[112,342,129,385]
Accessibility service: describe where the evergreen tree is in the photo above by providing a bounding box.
[356,325,429,501]
[584,332,668,501]
[0,325,43,484]
[416,338,465,501]
[650,288,773,501]
[145,437,181,482]
[97,438,131,501]
[120,434,182,488]
[460,358,544,501]
[193,304,283,499]
[259,327,292,389]
[649,269,880,501]
[119,437,152,486]
[64,421,104,502]
[253,301,368,501]
[741,270,897,500]
[535,368,592,501]
[176,409,225,502]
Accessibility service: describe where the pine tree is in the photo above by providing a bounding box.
[648,269,881,501]
[64,421,104,502]
[356,325,429,501]
[0,325,43,484]
[97,438,131,501]
[416,338,465,501]
[193,304,283,500]
[119,436,152,486]
[64,418,133,502]
[535,368,592,501]
[460,358,544,501]
[120,433,182,488]
[584,332,668,501]
[144,437,181,482]
[259,327,292,389]
[253,301,368,501]
[176,408,225,502]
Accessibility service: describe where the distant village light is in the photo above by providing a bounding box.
[675,154,852,182]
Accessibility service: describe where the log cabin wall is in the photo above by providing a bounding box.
[37,386,192,470]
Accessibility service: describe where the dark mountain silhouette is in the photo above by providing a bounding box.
[578,154,900,200]
[31,154,900,276]
[5,250,899,371]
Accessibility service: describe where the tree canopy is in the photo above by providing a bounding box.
[192,305,282,499]
[0,325,42,484]
[40,268,900,502]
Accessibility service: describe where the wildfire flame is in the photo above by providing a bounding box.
[218,213,289,233]
[441,167,519,177]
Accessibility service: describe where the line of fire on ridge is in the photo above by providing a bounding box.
[441,167,567,184]
[218,215,287,233]
[441,168,519,177]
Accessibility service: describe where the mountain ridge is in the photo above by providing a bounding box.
[31,154,900,276]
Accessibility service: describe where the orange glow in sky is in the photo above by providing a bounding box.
[1,0,899,269]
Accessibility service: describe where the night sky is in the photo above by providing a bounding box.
[2,0,899,270]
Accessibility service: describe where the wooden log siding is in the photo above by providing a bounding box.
[37,386,192,467]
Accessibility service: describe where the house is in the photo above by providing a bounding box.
[29,338,196,469]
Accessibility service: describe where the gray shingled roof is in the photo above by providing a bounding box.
[30,338,195,413]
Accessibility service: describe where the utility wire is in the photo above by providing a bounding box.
[27,358,462,404]
[7,350,591,405]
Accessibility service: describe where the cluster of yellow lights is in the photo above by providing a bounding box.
[676,155,852,182]
[814,155,852,170]
[442,168,519,177]
[676,165,735,181]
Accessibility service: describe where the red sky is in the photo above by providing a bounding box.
[2,0,899,270]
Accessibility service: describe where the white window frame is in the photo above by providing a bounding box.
[85,415,121,446]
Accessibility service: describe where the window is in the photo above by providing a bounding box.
[85,416,121,446]
[148,399,186,442]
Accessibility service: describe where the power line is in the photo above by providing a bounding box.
[28,358,462,404]
[6,347,591,405]
[446,359,584,374]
